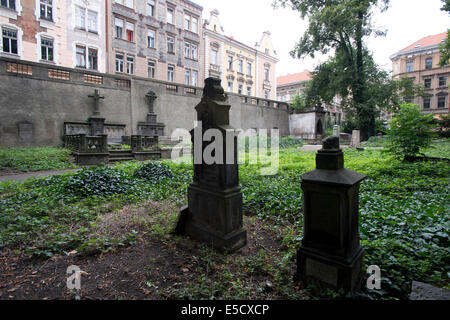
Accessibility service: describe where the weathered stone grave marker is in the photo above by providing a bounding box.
[297,135,366,292]
[88,89,105,136]
[176,77,247,252]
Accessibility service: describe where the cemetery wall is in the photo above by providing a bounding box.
[0,58,290,147]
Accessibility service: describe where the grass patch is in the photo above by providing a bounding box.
[0,146,76,172]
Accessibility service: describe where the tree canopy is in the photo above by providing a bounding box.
[274,0,391,140]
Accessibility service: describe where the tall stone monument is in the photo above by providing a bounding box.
[137,90,165,137]
[176,77,247,252]
[88,89,105,136]
[297,135,366,292]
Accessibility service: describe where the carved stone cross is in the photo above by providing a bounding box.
[88,89,104,116]
[146,90,157,114]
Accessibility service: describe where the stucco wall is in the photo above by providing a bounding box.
[0,58,289,147]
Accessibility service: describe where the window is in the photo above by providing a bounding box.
[76,7,85,29]
[184,42,190,58]
[238,84,243,95]
[247,62,252,76]
[238,59,243,73]
[76,7,98,33]
[168,65,174,82]
[439,76,447,87]
[147,0,155,16]
[147,29,156,48]
[438,96,446,108]
[423,98,430,109]
[192,17,198,33]
[184,14,198,33]
[87,11,97,33]
[192,70,198,87]
[406,61,413,72]
[115,18,123,38]
[116,0,132,8]
[228,81,233,92]
[115,52,124,72]
[148,60,155,78]
[167,7,174,24]
[126,22,134,42]
[184,42,197,59]
[265,48,269,54]
[2,28,17,54]
[424,78,431,89]
[247,86,252,96]
[185,69,190,85]
[76,45,86,67]
[40,0,53,21]
[425,57,433,70]
[184,15,190,30]
[264,90,270,99]
[227,56,233,70]
[167,35,174,53]
[264,68,270,81]
[88,48,97,70]
[40,37,53,61]
[1,0,15,10]
[126,55,134,74]
[191,44,197,60]
[212,49,218,65]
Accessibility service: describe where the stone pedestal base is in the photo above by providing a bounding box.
[74,152,109,166]
[133,151,161,161]
[176,185,247,252]
[297,246,364,292]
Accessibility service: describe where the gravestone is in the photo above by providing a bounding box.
[176,77,247,252]
[351,130,360,148]
[18,121,33,142]
[297,135,366,292]
[88,89,105,136]
[137,90,165,137]
[333,125,340,137]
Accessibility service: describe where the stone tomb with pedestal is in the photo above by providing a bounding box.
[297,135,366,292]
[176,78,247,252]
[122,90,164,161]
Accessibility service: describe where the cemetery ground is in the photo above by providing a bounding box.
[0,139,449,300]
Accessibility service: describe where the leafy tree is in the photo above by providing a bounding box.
[302,50,425,130]
[274,0,390,140]
[290,91,307,111]
[385,104,437,161]
[439,1,450,66]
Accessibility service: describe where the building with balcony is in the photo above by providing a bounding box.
[203,9,278,99]
[390,31,449,117]
[107,0,204,85]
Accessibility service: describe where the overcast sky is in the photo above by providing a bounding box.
[194,0,449,77]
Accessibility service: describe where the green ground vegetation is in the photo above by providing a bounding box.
[0,140,449,299]
[0,147,76,172]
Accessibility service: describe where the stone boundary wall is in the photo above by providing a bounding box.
[0,58,290,147]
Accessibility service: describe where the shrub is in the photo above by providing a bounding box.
[385,103,437,160]
[135,161,174,182]
[62,166,134,197]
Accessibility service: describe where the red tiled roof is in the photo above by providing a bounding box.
[276,71,312,86]
[398,32,448,53]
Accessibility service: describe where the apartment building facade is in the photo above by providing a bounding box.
[203,9,278,100]
[0,0,106,72]
[107,0,203,85]
[390,32,449,116]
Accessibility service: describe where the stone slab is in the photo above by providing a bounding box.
[409,281,450,300]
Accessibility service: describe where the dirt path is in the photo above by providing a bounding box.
[0,168,81,182]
